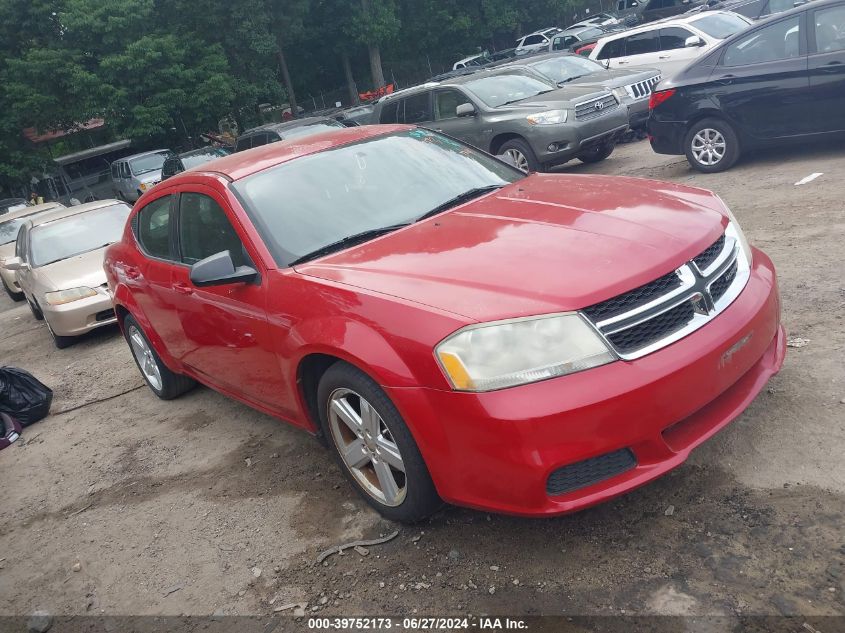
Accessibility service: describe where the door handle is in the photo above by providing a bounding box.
[173,282,194,295]
[124,265,141,280]
[715,74,736,85]
[821,60,843,73]
[658,55,670,60]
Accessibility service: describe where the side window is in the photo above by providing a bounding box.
[120,163,131,178]
[660,27,695,50]
[523,35,544,46]
[723,16,801,66]
[379,101,400,124]
[435,90,472,120]
[136,195,174,260]
[814,6,845,53]
[15,227,27,260]
[179,193,247,267]
[552,36,566,50]
[111,163,120,179]
[161,159,178,179]
[625,30,661,56]
[401,92,433,124]
[250,133,269,148]
[265,131,282,144]
[597,37,626,59]
[235,136,252,152]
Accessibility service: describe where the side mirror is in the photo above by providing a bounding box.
[456,103,477,117]
[190,251,258,287]
[685,35,705,47]
[2,256,25,271]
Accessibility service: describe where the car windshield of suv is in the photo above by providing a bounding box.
[233,129,524,266]
[691,13,750,39]
[462,73,556,107]
[29,203,131,267]
[180,148,231,169]
[129,152,169,176]
[530,56,605,83]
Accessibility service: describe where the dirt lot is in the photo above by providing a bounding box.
[1,139,844,623]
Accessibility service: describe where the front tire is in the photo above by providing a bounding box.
[577,141,615,164]
[45,319,75,349]
[684,118,740,173]
[317,362,442,523]
[2,277,24,302]
[498,138,541,173]
[123,314,195,400]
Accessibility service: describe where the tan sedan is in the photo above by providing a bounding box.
[0,202,65,300]
[2,200,131,348]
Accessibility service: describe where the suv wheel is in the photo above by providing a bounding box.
[499,139,540,173]
[577,141,615,164]
[124,314,196,399]
[684,118,740,173]
[317,362,442,523]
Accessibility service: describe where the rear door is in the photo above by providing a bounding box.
[614,29,663,70]
[712,14,810,139]
[807,2,845,133]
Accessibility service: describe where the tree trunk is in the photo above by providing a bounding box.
[276,40,298,118]
[368,44,386,89]
[342,51,359,105]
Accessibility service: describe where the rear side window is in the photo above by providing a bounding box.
[597,37,626,59]
[660,27,695,50]
[178,193,247,267]
[401,92,433,124]
[379,101,400,124]
[136,195,173,260]
[626,30,660,55]
[722,15,801,66]
[235,136,252,152]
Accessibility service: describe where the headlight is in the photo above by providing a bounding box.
[526,109,568,125]
[719,199,753,266]
[435,314,615,392]
[44,287,98,305]
[612,87,628,102]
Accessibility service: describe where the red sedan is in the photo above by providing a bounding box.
[104,125,785,522]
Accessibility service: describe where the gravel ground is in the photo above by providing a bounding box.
[1,139,843,621]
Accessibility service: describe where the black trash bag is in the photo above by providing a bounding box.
[0,367,53,427]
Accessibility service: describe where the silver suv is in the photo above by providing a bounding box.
[373,68,629,172]
[110,150,172,202]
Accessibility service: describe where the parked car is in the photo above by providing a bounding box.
[0,202,66,300]
[453,53,492,70]
[616,0,708,23]
[336,105,376,126]
[590,11,751,76]
[568,12,624,28]
[234,117,347,152]
[697,0,807,20]
[104,125,784,522]
[0,198,28,216]
[373,68,630,172]
[504,52,662,128]
[111,150,173,203]
[161,148,232,181]
[551,25,613,52]
[3,200,131,348]
[488,48,519,62]
[515,27,565,55]
[649,0,845,171]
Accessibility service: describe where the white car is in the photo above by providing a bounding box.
[453,54,490,70]
[568,12,623,28]
[515,27,565,55]
[589,11,751,77]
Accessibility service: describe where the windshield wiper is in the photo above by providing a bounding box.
[558,74,587,85]
[415,185,504,223]
[289,224,409,266]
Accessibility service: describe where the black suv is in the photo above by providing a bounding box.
[234,117,346,152]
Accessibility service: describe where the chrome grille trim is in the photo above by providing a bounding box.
[575,93,619,121]
[582,223,751,361]
[624,75,662,101]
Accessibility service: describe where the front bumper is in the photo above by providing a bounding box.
[531,107,630,166]
[624,97,650,129]
[387,249,784,516]
[0,266,20,292]
[42,291,117,337]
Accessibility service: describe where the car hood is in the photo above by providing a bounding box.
[503,84,614,109]
[137,169,162,184]
[295,174,728,322]
[564,67,661,89]
[33,247,109,292]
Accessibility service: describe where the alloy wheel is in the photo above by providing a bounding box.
[128,325,163,391]
[504,148,530,173]
[690,128,726,167]
[328,388,407,507]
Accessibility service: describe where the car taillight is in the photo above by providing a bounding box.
[649,89,675,110]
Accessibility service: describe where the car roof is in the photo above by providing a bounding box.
[118,149,170,162]
[0,202,65,223]
[595,10,740,40]
[240,117,340,136]
[176,147,228,159]
[177,125,414,182]
[27,200,127,229]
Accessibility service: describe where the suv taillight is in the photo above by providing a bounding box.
[649,89,676,110]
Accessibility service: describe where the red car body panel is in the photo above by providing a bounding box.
[104,126,785,516]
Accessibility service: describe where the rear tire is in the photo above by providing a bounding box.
[498,138,541,173]
[123,314,196,400]
[2,277,24,302]
[578,141,615,164]
[317,362,442,523]
[684,117,740,173]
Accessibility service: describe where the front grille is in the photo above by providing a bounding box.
[95,309,116,322]
[625,75,661,100]
[710,259,738,303]
[581,226,749,360]
[547,448,637,496]
[582,270,682,322]
[607,301,695,354]
[693,234,726,272]
[575,94,618,121]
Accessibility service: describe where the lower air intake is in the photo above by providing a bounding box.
[546,448,637,496]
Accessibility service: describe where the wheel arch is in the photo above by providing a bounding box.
[489,132,528,156]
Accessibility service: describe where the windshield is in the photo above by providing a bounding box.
[530,56,605,82]
[0,207,61,245]
[691,13,750,39]
[30,203,131,267]
[282,121,346,141]
[232,130,524,266]
[129,152,170,176]
[463,73,555,107]
[572,27,604,40]
[180,148,231,169]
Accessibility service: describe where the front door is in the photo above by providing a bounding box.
[808,2,845,133]
[169,186,286,410]
[613,30,663,71]
[431,89,489,152]
[713,14,810,140]
[658,27,706,77]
